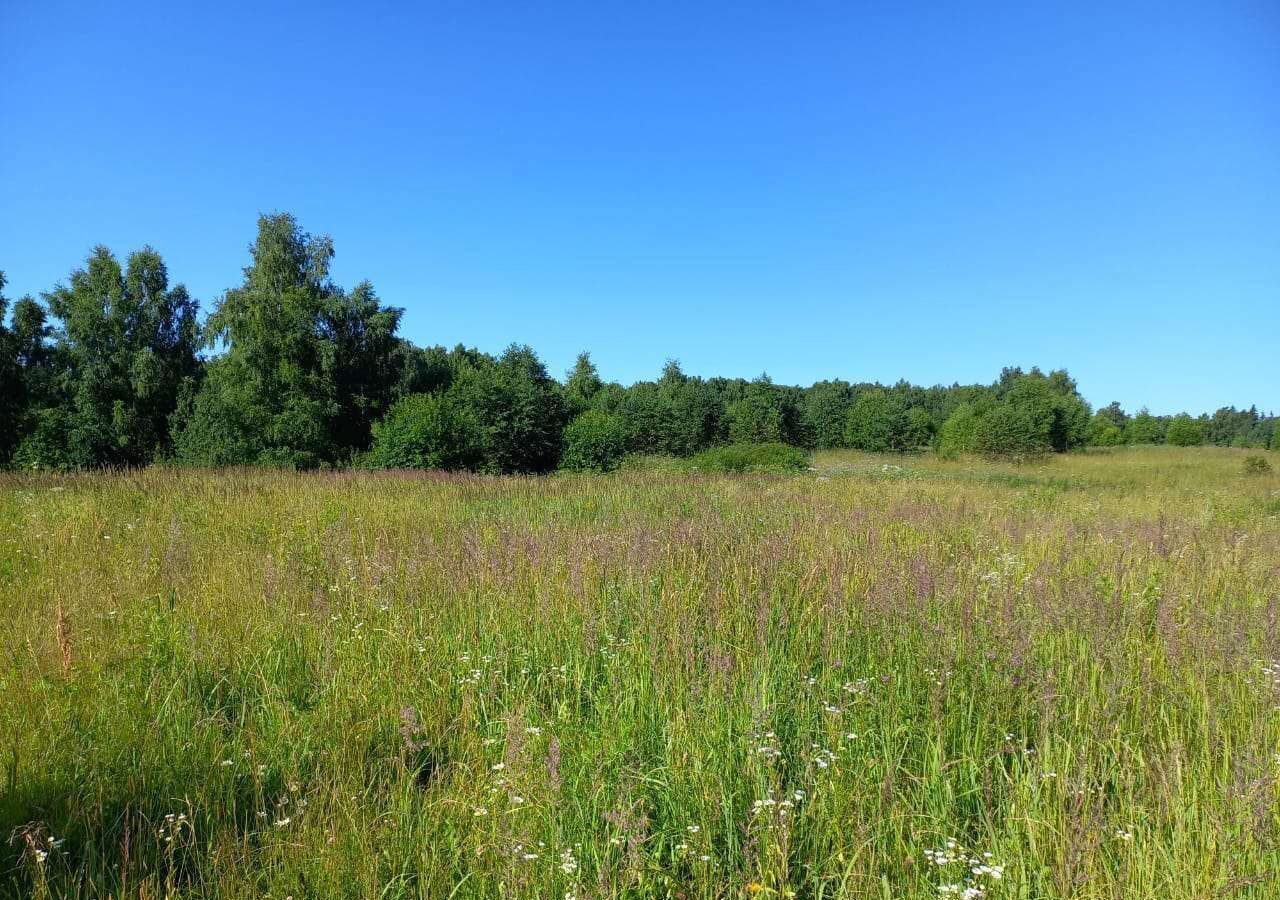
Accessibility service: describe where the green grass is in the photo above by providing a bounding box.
[1,446,1278,898]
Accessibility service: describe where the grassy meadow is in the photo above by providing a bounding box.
[2,446,1279,899]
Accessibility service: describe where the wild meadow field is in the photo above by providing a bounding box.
[2,446,1278,899]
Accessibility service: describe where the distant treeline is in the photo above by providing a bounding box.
[1,214,1276,473]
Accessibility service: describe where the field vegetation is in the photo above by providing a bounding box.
[3,446,1278,898]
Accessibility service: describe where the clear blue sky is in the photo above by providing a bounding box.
[2,1,1276,415]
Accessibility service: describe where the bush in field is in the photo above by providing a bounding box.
[1087,412,1126,447]
[446,345,567,474]
[997,370,1089,452]
[903,406,936,448]
[365,393,485,470]
[938,392,1071,460]
[935,402,983,459]
[1165,414,1204,447]
[938,369,1091,460]
[560,409,628,472]
[799,380,853,449]
[1091,423,1125,447]
[1242,454,1272,475]
[11,406,79,471]
[614,362,722,456]
[973,403,1050,459]
[1125,409,1165,444]
[845,390,907,452]
[689,442,808,473]
[725,379,785,444]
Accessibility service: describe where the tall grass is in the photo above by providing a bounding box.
[2,447,1278,898]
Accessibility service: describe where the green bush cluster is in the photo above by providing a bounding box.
[688,442,809,473]
[362,393,485,471]
[1165,414,1205,447]
[935,370,1090,460]
[560,410,629,472]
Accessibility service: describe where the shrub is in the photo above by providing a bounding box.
[1125,410,1165,445]
[845,390,907,452]
[11,406,78,471]
[973,404,1049,460]
[172,356,327,469]
[725,395,784,444]
[800,381,854,449]
[1165,414,1204,447]
[1242,454,1272,475]
[1087,411,1125,447]
[937,371,1091,460]
[689,442,808,473]
[936,403,982,459]
[1093,423,1124,447]
[560,410,628,472]
[445,345,567,473]
[998,372,1089,452]
[903,406,936,448]
[725,379,786,445]
[364,393,485,470]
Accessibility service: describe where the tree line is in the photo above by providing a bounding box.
[1,214,1276,474]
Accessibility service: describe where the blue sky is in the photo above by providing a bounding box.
[2,1,1276,414]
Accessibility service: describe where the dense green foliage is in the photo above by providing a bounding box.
[171,215,407,468]
[1086,411,1125,447]
[935,402,984,460]
[9,249,200,470]
[724,377,787,444]
[560,409,629,472]
[688,441,810,472]
[843,389,933,452]
[1165,413,1206,447]
[444,346,568,474]
[363,393,486,471]
[930,371,1090,459]
[800,380,854,449]
[2,214,1275,472]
